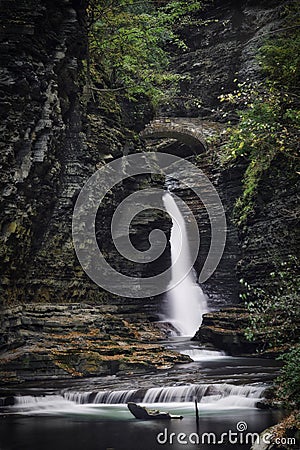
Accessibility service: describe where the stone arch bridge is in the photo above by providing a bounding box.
[140,118,224,153]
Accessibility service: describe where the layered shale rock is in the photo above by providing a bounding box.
[160,0,283,119]
[193,307,260,355]
[236,154,300,292]
[0,304,189,383]
[0,0,90,304]
[0,0,167,309]
[0,0,173,380]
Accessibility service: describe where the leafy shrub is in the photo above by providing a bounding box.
[276,345,300,409]
[220,2,300,224]
[87,0,203,105]
[242,256,300,349]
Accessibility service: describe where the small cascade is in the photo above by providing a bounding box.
[11,395,72,411]
[14,395,66,405]
[163,192,207,336]
[94,389,142,404]
[141,384,264,405]
[64,389,144,405]
[62,383,264,407]
[63,391,93,404]
[180,349,226,361]
[6,383,266,415]
[9,383,265,410]
[64,389,145,405]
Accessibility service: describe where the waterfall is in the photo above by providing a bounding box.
[180,349,226,361]
[163,192,207,336]
[141,384,264,404]
[9,383,265,410]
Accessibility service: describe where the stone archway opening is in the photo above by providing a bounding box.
[140,118,223,155]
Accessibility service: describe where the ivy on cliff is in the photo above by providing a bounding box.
[277,345,300,409]
[220,2,300,225]
[241,256,300,349]
[86,0,203,106]
[221,3,300,409]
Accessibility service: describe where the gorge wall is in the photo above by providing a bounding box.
[162,0,299,349]
[0,0,170,309]
[144,0,299,310]
[0,0,298,381]
[0,0,93,304]
[0,0,178,381]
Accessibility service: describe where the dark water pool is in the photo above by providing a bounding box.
[0,408,282,450]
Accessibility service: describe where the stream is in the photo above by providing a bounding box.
[0,340,283,450]
[0,192,283,450]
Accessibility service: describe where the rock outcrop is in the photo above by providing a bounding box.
[0,0,171,310]
[160,0,283,120]
[0,303,188,383]
[193,307,261,355]
[0,0,90,304]
[236,154,300,292]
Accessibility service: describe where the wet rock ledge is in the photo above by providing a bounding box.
[194,307,262,356]
[0,304,189,383]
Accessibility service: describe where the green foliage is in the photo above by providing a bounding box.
[158,0,203,25]
[243,257,300,408]
[259,2,300,92]
[276,345,300,409]
[220,2,300,225]
[87,0,203,105]
[242,256,300,349]
[220,80,299,224]
[226,11,300,413]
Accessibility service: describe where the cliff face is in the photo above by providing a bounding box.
[0,0,89,304]
[0,0,179,382]
[236,155,299,290]
[161,0,282,120]
[155,0,293,309]
[0,0,172,306]
[170,0,298,350]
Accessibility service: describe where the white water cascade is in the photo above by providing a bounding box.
[163,192,207,336]
[9,383,265,411]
